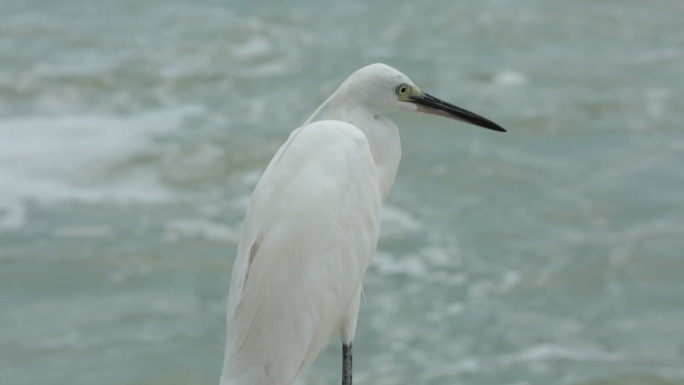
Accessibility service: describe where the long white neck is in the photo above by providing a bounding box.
[331,102,402,200]
[303,80,403,199]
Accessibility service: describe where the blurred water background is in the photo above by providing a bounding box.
[1,0,683,384]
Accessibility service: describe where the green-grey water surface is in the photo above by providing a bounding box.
[1,1,683,384]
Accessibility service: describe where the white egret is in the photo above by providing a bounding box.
[220,63,505,385]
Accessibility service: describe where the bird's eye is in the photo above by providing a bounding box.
[396,84,409,95]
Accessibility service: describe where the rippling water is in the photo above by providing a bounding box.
[1,1,683,384]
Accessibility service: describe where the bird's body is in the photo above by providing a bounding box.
[221,64,505,385]
[222,120,383,385]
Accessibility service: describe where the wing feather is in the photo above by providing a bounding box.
[221,120,382,385]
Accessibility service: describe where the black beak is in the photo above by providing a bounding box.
[409,93,506,132]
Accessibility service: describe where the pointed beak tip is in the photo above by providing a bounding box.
[411,93,507,133]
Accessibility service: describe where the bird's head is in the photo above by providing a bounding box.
[342,63,506,132]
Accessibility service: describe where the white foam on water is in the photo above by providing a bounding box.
[497,270,522,294]
[499,344,622,365]
[163,218,241,243]
[0,204,25,231]
[645,87,673,119]
[52,225,113,238]
[373,250,428,278]
[492,70,528,87]
[380,203,424,237]
[232,36,273,60]
[0,109,197,230]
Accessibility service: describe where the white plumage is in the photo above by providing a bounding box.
[220,63,505,385]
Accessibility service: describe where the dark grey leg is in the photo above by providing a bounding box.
[342,343,352,385]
